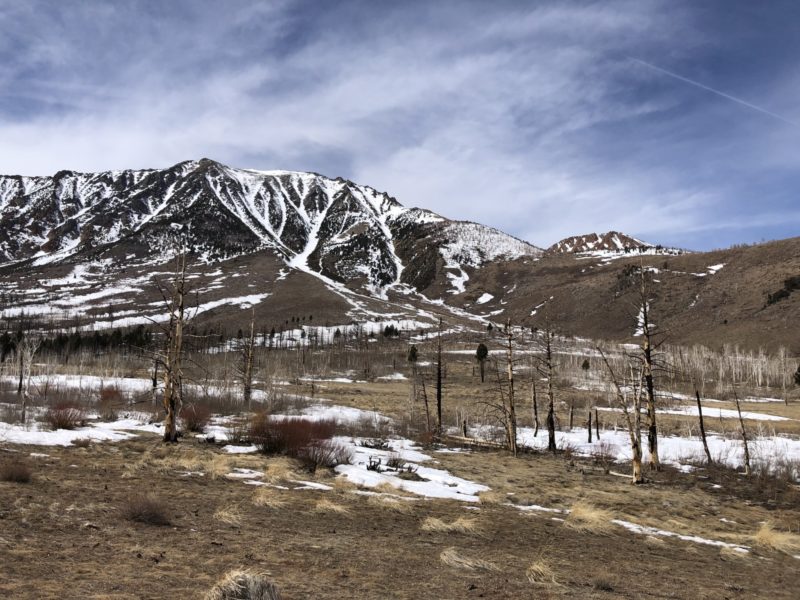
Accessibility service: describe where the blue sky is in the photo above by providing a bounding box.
[1,0,798,250]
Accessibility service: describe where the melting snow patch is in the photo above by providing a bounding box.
[290,480,333,491]
[612,519,748,553]
[334,437,488,502]
[476,293,494,305]
[223,444,258,454]
[226,468,261,479]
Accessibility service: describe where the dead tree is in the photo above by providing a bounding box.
[531,379,539,437]
[17,334,41,424]
[532,326,558,453]
[435,318,443,435]
[637,267,661,470]
[598,347,644,484]
[695,390,713,465]
[240,309,256,410]
[158,251,189,443]
[503,321,518,455]
[732,388,751,476]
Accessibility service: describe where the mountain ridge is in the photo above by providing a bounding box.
[0,159,542,294]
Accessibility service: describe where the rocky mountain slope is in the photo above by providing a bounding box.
[0,160,797,351]
[546,231,682,255]
[0,159,540,294]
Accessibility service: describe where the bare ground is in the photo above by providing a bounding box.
[2,432,799,600]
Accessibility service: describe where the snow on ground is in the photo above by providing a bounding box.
[511,503,748,552]
[475,293,494,305]
[0,415,161,446]
[335,437,489,502]
[376,373,407,381]
[612,519,748,553]
[508,426,800,475]
[596,405,790,422]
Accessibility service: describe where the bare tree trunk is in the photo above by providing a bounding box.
[569,402,574,430]
[436,319,443,436]
[163,253,186,443]
[695,390,713,465]
[639,268,660,470]
[242,310,256,411]
[505,321,517,456]
[531,380,539,437]
[17,339,23,395]
[594,408,600,440]
[546,331,556,453]
[587,409,592,443]
[733,389,751,476]
[421,376,431,434]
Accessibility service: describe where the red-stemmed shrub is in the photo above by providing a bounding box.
[44,402,86,430]
[180,403,212,433]
[298,440,353,473]
[249,415,336,457]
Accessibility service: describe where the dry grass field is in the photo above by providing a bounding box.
[1,338,799,598]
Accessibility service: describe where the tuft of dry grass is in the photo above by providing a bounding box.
[374,481,401,495]
[0,461,32,483]
[526,559,557,585]
[753,522,800,554]
[252,488,287,510]
[72,438,92,448]
[564,501,614,533]
[214,506,243,527]
[439,547,498,572]
[421,516,480,535]
[262,458,300,484]
[367,495,415,514]
[720,545,749,560]
[205,568,282,600]
[313,499,349,514]
[122,494,171,526]
[478,490,504,505]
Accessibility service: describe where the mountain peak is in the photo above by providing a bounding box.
[547,231,650,254]
[0,161,541,294]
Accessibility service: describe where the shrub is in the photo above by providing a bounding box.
[98,387,121,421]
[180,403,212,433]
[297,440,352,473]
[385,452,405,470]
[249,416,336,457]
[0,461,32,483]
[205,569,282,600]
[72,438,92,448]
[122,494,171,526]
[226,418,251,444]
[44,402,86,430]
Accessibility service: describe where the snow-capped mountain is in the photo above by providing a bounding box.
[547,231,681,255]
[0,159,541,293]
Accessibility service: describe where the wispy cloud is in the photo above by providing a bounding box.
[0,0,798,250]
[628,57,800,127]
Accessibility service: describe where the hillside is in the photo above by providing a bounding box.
[0,160,797,350]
